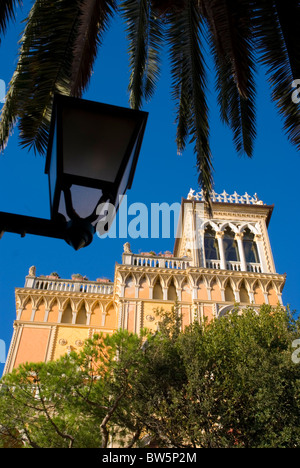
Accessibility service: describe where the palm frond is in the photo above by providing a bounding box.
[274,0,300,81]
[0,0,22,42]
[168,0,213,203]
[121,0,163,110]
[201,0,255,101]
[0,0,82,155]
[70,0,117,98]
[144,5,164,102]
[254,0,300,150]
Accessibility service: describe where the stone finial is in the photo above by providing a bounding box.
[28,266,36,277]
[123,242,132,254]
[187,189,265,206]
[187,188,196,200]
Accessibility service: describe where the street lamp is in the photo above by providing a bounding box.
[0,94,148,250]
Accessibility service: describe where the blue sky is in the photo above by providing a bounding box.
[0,1,299,375]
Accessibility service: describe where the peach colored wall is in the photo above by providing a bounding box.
[143,302,173,332]
[53,327,89,361]
[34,302,45,322]
[139,278,149,299]
[14,327,50,368]
[254,286,265,305]
[20,302,32,321]
[105,306,117,329]
[181,306,190,329]
[48,302,59,323]
[127,304,136,333]
[203,305,214,322]
[182,284,192,302]
[268,288,278,306]
[211,282,222,302]
[90,305,101,326]
[198,281,208,300]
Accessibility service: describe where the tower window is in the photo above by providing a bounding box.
[204,226,220,260]
[223,227,240,262]
[243,228,259,263]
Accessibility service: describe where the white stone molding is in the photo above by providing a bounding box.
[187,189,265,206]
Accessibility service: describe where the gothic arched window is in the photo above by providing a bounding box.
[204,226,220,260]
[243,228,260,264]
[223,227,240,262]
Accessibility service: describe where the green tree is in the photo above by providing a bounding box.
[0,330,148,448]
[1,304,300,448]
[0,0,299,201]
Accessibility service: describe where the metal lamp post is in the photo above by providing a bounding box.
[0,94,148,250]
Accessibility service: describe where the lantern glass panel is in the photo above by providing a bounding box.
[62,107,138,183]
[58,185,104,224]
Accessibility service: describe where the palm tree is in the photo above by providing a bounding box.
[0,0,299,202]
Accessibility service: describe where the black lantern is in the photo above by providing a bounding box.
[0,95,148,250]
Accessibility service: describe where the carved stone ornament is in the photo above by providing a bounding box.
[28,266,36,277]
[146,315,155,322]
[59,339,67,346]
[75,340,84,347]
[123,242,132,254]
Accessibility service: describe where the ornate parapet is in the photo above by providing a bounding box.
[24,270,114,295]
[187,188,264,205]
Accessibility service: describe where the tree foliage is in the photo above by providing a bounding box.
[0,305,300,448]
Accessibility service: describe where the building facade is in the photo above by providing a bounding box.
[4,190,286,374]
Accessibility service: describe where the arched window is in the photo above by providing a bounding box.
[153,279,163,300]
[182,279,192,302]
[139,276,149,299]
[76,304,87,325]
[168,278,177,301]
[243,228,260,264]
[239,281,250,303]
[225,282,235,302]
[61,303,73,324]
[254,281,265,305]
[223,227,240,262]
[211,279,222,301]
[204,226,220,260]
[124,274,135,298]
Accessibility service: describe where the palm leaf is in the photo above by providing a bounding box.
[274,0,300,81]
[144,4,164,102]
[0,0,82,155]
[0,0,22,42]
[168,0,213,203]
[201,0,255,101]
[121,0,163,110]
[254,0,300,150]
[70,0,117,98]
[205,0,257,157]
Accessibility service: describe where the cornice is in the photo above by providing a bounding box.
[15,288,114,301]
[115,264,286,282]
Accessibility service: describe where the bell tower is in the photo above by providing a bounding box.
[172,189,285,315]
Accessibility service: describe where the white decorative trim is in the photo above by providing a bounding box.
[187,189,264,205]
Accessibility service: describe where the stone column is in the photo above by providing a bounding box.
[254,234,267,273]
[44,309,50,322]
[235,232,247,272]
[216,231,226,270]
[30,308,36,322]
